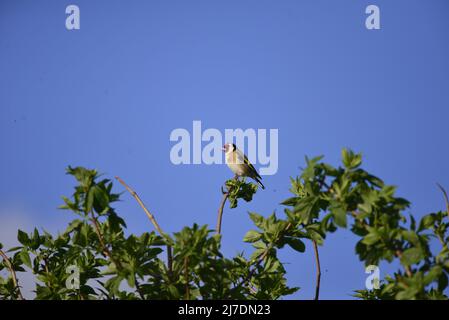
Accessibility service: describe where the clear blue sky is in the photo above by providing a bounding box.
[1,0,448,299]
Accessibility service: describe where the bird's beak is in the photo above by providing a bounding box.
[222,147,226,151]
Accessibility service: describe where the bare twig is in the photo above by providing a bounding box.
[0,249,24,300]
[89,213,112,260]
[216,190,229,235]
[115,176,166,237]
[216,178,240,235]
[437,183,449,218]
[115,176,173,284]
[312,240,321,300]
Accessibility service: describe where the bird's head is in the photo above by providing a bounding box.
[222,143,236,154]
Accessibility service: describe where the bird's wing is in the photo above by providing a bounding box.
[236,149,261,180]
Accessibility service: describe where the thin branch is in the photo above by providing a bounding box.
[394,250,413,277]
[89,212,145,299]
[234,246,271,291]
[90,213,115,263]
[312,240,321,300]
[42,256,53,289]
[216,178,239,235]
[134,279,145,300]
[115,176,173,285]
[216,190,229,235]
[437,183,449,218]
[351,211,413,277]
[167,245,173,278]
[89,213,112,261]
[115,176,166,237]
[234,223,293,293]
[352,213,413,277]
[184,256,190,300]
[0,249,24,300]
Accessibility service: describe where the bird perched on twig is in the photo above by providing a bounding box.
[222,143,265,189]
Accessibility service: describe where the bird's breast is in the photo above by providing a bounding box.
[227,162,246,176]
[225,152,246,176]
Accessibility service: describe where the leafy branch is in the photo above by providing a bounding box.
[216,178,259,235]
[0,248,24,300]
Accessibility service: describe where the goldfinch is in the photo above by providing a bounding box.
[222,143,265,189]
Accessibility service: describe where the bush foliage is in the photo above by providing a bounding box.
[0,149,448,300]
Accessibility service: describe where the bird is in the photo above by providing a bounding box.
[222,143,265,189]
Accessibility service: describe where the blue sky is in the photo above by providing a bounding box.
[1,0,449,299]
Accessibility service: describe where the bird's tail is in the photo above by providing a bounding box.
[255,177,265,190]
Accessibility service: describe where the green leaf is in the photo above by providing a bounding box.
[331,204,347,228]
[362,232,380,245]
[293,196,317,224]
[396,287,419,300]
[127,273,136,288]
[66,166,97,188]
[225,179,258,209]
[108,212,127,231]
[438,271,448,292]
[281,197,297,206]
[286,238,305,252]
[86,187,94,213]
[92,185,110,214]
[418,214,436,231]
[19,250,32,268]
[424,266,442,286]
[167,284,180,299]
[105,276,123,296]
[250,248,265,261]
[357,202,372,215]
[380,185,397,198]
[248,212,264,228]
[253,241,267,250]
[307,228,324,245]
[6,246,22,253]
[243,230,262,243]
[30,228,41,250]
[65,219,83,234]
[263,256,281,273]
[342,149,362,169]
[401,230,420,247]
[400,247,424,266]
[17,230,30,246]
[60,196,79,212]
[80,285,96,296]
